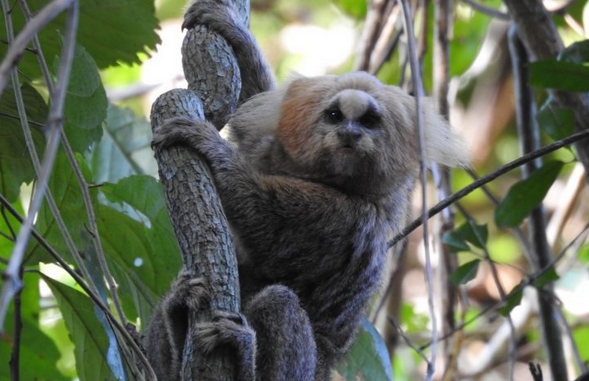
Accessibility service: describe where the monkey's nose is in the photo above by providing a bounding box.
[337,128,362,148]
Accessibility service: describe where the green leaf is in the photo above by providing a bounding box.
[332,0,367,18]
[494,161,564,229]
[450,260,480,285]
[88,105,157,184]
[0,84,47,202]
[579,243,589,264]
[497,284,524,317]
[533,267,559,288]
[59,44,106,153]
[0,272,67,381]
[559,40,589,63]
[43,275,118,381]
[443,222,488,252]
[98,175,181,323]
[0,0,160,80]
[442,231,470,253]
[0,315,68,381]
[335,316,392,381]
[529,59,589,92]
[536,101,575,141]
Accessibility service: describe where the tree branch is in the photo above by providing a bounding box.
[149,1,248,380]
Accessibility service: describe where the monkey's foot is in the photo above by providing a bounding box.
[195,311,256,380]
[164,270,212,312]
[196,311,256,354]
[183,0,249,47]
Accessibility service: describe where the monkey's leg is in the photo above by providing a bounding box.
[144,271,211,380]
[244,285,317,381]
[183,0,275,101]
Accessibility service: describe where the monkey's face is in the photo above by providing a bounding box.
[277,73,420,193]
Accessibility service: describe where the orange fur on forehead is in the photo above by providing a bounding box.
[278,78,326,157]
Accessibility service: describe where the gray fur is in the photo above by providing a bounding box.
[146,1,468,380]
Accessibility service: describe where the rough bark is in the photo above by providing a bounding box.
[503,0,589,180]
[149,1,248,380]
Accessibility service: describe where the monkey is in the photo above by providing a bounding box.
[146,0,469,380]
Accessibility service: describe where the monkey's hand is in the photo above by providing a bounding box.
[152,116,236,168]
[196,311,256,381]
[183,0,274,101]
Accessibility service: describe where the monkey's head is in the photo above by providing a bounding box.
[274,72,469,195]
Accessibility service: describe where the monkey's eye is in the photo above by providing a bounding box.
[358,110,381,129]
[325,108,344,124]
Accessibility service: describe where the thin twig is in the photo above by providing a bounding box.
[8,267,23,381]
[4,0,99,300]
[0,0,78,331]
[389,128,589,247]
[0,0,75,98]
[399,1,437,379]
[509,25,568,381]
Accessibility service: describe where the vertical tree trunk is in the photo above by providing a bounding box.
[149,1,249,380]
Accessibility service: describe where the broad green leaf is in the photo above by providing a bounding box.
[529,59,589,92]
[27,152,95,264]
[450,260,480,285]
[336,316,392,381]
[494,161,564,229]
[98,175,181,323]
[88,105,157,184]
[43,275,119,381]
[59,44,106,153]
[0,0,160,80]
[536,101,575,141]
[0,84,47,202]
[497,284,524,316]
[0,315,68,381]
[533,267,559,288]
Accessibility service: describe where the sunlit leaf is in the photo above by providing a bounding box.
[335,317,392,381]
[88,105,157,184]
[450,260,480,285]
[331,0,367,18]
[495,161,564,229]
[0,0,160,80]
[579,243,589,264]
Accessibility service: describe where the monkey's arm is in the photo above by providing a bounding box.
[152,118,355,262]
[183,0,275,103]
